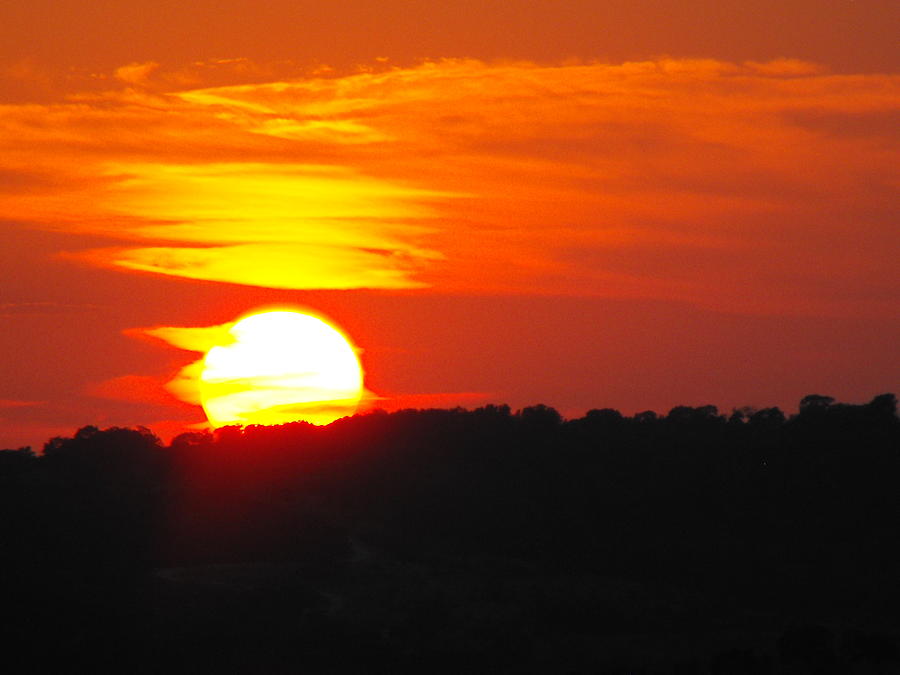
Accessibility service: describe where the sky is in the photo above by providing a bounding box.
[1,1,898,448]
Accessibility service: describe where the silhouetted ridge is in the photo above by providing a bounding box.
[1,393,897,673]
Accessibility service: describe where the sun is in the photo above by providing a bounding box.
[198,310,364,428]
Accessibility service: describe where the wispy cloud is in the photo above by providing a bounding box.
[87,375,194,408]
[0,399,44,408]
[0,58,896,314]
[368,391,494,412]
[0,301,105,318]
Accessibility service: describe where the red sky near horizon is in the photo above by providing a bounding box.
[1,1,898,448]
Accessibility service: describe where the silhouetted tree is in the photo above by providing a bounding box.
[798,393,835,414]
[518,403,562,428]
[748,406,786,428]
[666,404,722,424]
[866,391,897,418]
[0,446,34,474]
[633,409,657,423]
[584,407,624,425]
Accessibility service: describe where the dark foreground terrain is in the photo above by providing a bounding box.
[2,394,898,673]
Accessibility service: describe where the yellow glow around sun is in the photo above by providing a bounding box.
[198,310,363,427]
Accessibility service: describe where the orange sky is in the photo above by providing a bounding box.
[1,1,898,448]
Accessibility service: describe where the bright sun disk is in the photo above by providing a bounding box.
[199,310,363,428]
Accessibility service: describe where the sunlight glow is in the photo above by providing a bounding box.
[85,162,447,290]
[198,310,363,427]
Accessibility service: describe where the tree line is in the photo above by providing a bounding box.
[1,393,897,673]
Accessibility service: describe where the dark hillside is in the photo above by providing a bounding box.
[2,394,898,673]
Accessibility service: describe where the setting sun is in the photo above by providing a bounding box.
[198,310,363,428]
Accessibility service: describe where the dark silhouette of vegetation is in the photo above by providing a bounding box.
[1,393,898,673]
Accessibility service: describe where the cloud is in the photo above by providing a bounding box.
[0,399,44,408]
[58,161,447,289]
[114,61,160,85]
[138,324,236,353]
[135,323,238,405]
[87,375,191,407]
[77,243,436,290]
[0,58,896,314]
[0,301,105,318]
[366,391,494,412]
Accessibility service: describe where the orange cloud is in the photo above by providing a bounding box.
[138,322,237,406]
[0,399,43,408]
[0,58,896,315]
[114,61,160,85]
[88,375,191,408]
[368,391,494,412]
